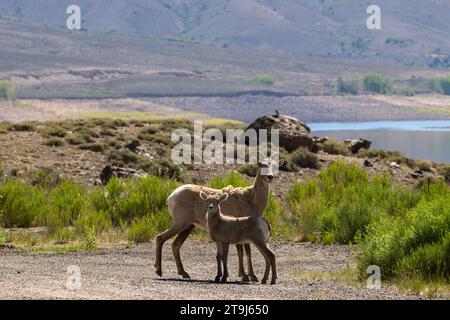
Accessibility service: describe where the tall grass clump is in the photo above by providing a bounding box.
[0,180,45,227]
[247,74,275,86]
[363,73,393,94]
[286,161,423,243]
[357,193,450,281]
[91,176,178,226]
[0,80,16,101]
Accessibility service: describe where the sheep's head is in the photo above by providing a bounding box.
[257,153,284,183]
[200,192,229,212]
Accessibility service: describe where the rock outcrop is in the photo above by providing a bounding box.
[99,165,147,184]
[245,113,313,152]
[345,138,372,154]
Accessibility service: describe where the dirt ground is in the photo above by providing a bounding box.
[0,241,423,300]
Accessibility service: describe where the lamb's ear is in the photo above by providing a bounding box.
[199,191,208,201]
[219,193,229,202]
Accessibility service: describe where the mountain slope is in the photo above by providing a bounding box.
[1,0,450,66]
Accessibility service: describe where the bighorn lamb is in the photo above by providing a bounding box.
[200,191,276,285]
[155,156,282,281]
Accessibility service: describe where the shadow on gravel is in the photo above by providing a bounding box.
[155,278,251,285]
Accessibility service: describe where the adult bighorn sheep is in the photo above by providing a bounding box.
[154,155,283,281]
[200,191,276,285]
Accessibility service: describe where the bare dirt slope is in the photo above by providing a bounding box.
[0,241,422,300]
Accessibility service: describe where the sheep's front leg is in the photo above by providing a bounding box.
[221,243,230,283]
[215,242,223,283]
[236,245,249,282]
[245,244,258,282]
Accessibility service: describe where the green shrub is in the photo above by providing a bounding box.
[42,181,87,231]
[363,73,393,94]
[66,136,83,145]
[209,170,248,189]
[437,165,450,183]
[238,164,259,177]
[357,194,450,279]
[39,126,67,138]
[10,123,35,132]
[247,74,275,86]
[439,77,450,95]
[83,226,98,252]
[30,168,63,189]
[45,138,65,147]
[0,180,45,227]
[400,88,415,96]
[415,160,434,172]
[0,81,16,100]
[425,78,443,94]
[127,209,172,243]
[286,161,423,244]
[78,143,104,153]
[322,140,349,156]
[291,148,319,169]
[336,77,360,95]
[91,176,178,226]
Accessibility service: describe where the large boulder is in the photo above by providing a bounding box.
[245,113,313,152]
[99,165,147,184]
[345,138,372,154]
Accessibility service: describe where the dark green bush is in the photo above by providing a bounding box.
[291,148,319,169]
[363,73,393,94]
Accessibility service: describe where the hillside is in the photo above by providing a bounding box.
[1,0,450,67]
[0,16,446,101]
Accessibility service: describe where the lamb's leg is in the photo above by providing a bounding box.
[221,243,230,283]
[154,223,188,277]
[253,239,271,285]
[244,244,258,282]
[172,225,195,279]
[236,245,249,282]
[215,242,223,283]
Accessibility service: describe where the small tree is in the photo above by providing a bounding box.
[336,76,360,95]
[439,77,450,95]
[0,81,16,101]
[363,74,392,94]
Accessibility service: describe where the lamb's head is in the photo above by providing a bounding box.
[199,192,229,213]
[257,153,285,183]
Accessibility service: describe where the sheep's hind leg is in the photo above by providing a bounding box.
[215,242,224,283]
[172,225,195,279]
[221,243,230,283]
[244,244,258,282]
[236,245,249,282]
[155,223,189,277]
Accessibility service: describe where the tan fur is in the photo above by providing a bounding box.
[203,193,276,285]
[155,157,281,280]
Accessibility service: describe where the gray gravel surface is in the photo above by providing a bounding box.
[0,241,423,300]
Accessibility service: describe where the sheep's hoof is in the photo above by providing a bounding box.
[270,279,276,285]
[261,278,267,285]
[179,271,191,279]
[215,276,221,283]
[250,274,259,282]
[242,275,250,282]
[221,276,228,283]
[155,269,162,277]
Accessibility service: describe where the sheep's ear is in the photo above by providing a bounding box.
[219,193,229,202]
[199,191,208,201]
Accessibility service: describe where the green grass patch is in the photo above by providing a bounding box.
[247,74,275,86]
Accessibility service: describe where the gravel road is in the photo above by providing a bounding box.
[0,241,422,300]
